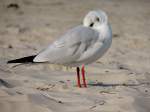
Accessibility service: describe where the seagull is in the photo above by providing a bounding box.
[7,10,112,88]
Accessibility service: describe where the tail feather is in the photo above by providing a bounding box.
[7,55,36,64]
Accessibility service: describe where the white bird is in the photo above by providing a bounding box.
[7,10,112,88]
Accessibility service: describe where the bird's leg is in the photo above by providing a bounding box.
[76,67,81,88]
[81,65,87,87]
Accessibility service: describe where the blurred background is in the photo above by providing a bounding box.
[0,0,150,112]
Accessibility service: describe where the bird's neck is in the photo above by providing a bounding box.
[95,23,112,39]
[94,23,107,32]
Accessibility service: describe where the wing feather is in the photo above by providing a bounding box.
[33,26,99,65]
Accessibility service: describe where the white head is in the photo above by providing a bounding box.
[83,10,108,29]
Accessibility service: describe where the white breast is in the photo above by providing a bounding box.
[83,24,112,65]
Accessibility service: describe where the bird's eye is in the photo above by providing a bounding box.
[89,23,94,27]
[96,17,100,22]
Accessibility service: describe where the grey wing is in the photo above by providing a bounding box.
[33,26,99,64]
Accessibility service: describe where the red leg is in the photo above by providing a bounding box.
[81,65,87,87]
[76,67,81,88]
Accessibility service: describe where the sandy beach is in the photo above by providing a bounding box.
[0,0,150,112]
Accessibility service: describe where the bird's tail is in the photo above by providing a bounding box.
[7,55,36,64]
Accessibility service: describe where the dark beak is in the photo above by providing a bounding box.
[89,23,94,27]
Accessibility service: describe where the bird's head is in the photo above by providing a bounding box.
[83,10,108,30]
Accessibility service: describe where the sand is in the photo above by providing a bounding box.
[0,0,150,112]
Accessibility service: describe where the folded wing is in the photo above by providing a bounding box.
[33,26,100,65]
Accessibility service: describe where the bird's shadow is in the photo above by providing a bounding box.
[88,82,141,87]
